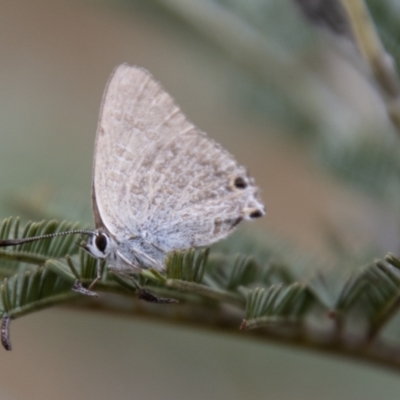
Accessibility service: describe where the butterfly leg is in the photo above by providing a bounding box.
[88,259,102,290]
[109,268,178,304]
[71,258,103,296]
[137,288,178,304]
[71,280,98,297]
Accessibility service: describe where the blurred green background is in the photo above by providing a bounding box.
[1,0,400,399]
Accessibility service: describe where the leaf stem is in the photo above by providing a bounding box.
[166,279,244,307]
[0,250,48,265]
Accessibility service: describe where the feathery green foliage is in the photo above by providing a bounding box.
[166,248,209,283]
[0,217,81,267]
[0,266,72,320]
[1,217,400,372]
[242,284,314,330]
[1,218,399,333]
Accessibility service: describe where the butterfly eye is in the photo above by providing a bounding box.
[95,232,108,253]
[234,177,248,189]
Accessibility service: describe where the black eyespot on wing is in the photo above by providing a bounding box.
[95,233,108,253]
[234,177,247,189]
[249,210,263,219]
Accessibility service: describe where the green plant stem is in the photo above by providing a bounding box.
[241,316,302,330]
[166,279,244,307]
[4,291,78,319]
[0,250,48,265]
[3,272,400,372]
[66,295,400,373]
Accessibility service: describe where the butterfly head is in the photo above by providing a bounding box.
[84,230,113,259]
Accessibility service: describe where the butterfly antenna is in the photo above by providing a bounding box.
[0,230,95,248]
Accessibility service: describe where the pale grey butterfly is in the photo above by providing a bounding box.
[0,63,265,294]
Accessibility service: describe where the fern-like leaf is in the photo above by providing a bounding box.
[166,248,209,283]
[0,218,83,275]
[241,283,314,330]
[0,267,73,319]
[205,254,260,292]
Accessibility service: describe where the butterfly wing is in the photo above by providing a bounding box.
[92,64,264,258]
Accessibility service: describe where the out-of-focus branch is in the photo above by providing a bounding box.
[340,0,400,134]
[294,0,352,37]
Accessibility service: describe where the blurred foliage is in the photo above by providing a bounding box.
[150,0,400,207]
[2,0,400,372]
